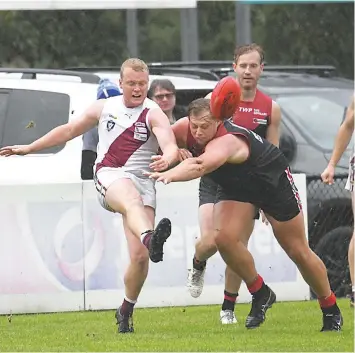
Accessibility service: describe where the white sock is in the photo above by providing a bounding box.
[125,297,137,304]
[352,285,355,293]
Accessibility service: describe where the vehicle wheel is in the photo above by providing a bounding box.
[308,198,353,249]
[312,226,352,299]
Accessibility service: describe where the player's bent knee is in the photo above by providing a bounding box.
[214,230,230,250]
[109,193,143,215]
[130,245,149,265]
[285,244,312,265]
[205,239,217,252]
[124,196,145,212]
[103,177,145,214]
[200,231,216,248]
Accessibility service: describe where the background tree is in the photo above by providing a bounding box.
[0,2,353,78]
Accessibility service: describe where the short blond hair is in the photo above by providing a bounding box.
[120,58,149,78]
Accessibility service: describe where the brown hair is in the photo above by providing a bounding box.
[188,98,212,118]
[148,79,176,98]
[120,58,149,78]
[234,43,264,64]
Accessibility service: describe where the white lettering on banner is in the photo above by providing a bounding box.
[0,174,309,315]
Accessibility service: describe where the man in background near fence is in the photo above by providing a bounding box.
[184,43,281,325]
[148,79,177,124]
[81,79,122,180]
[0,58,180,334]
[321,94,355,307]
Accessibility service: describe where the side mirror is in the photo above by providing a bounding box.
[280,134,296,163]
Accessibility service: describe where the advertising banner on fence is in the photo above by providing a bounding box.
[0,175,309,314]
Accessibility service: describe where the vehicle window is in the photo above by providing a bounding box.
[0,91,9,119]
[0,91,10,142]
[175,89,212,120]
[275,91,353,150]
[0,89,70,154]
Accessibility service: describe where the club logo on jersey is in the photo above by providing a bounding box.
[106,120,115,131]
[253,118,268,125]
[134,132,148,141]
[133,122,148,141]
[135,126,147,134]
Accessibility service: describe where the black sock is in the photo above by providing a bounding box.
[193,256,206,271]
[120,298,135,317]
[222,290,238,311]
[253,282,269,300]
[321,303,340,315]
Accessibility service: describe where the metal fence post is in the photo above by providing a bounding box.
[180,8,199,61]
[235,2,252,46]
[126,9,139,57]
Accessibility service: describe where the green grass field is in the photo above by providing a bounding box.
[0,299,353,352]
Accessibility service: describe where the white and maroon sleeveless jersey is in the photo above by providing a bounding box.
[95,96,160,174]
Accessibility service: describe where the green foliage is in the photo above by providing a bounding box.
[198,1,236,60]
[138,9,181,62]
[0,3,353,77]
[252,4,354,78]
[0,10,128,68]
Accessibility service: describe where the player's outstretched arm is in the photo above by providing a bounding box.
[171,117,193,161]
[146,134,243,184]
[149,108,179,171]
[321,94,354,184]
[171,117,189,148]
[266,101,281,147]
[0,100,105,157]
[329,95,354,166]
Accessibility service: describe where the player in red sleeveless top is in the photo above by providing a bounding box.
[174,44,282,325]
[147,98,343,332]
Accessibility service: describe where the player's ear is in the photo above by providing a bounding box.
[232,62,237,73]
[119,78,123,90]
[260,62,264,72]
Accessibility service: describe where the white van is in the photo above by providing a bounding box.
[0,70,216,184]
